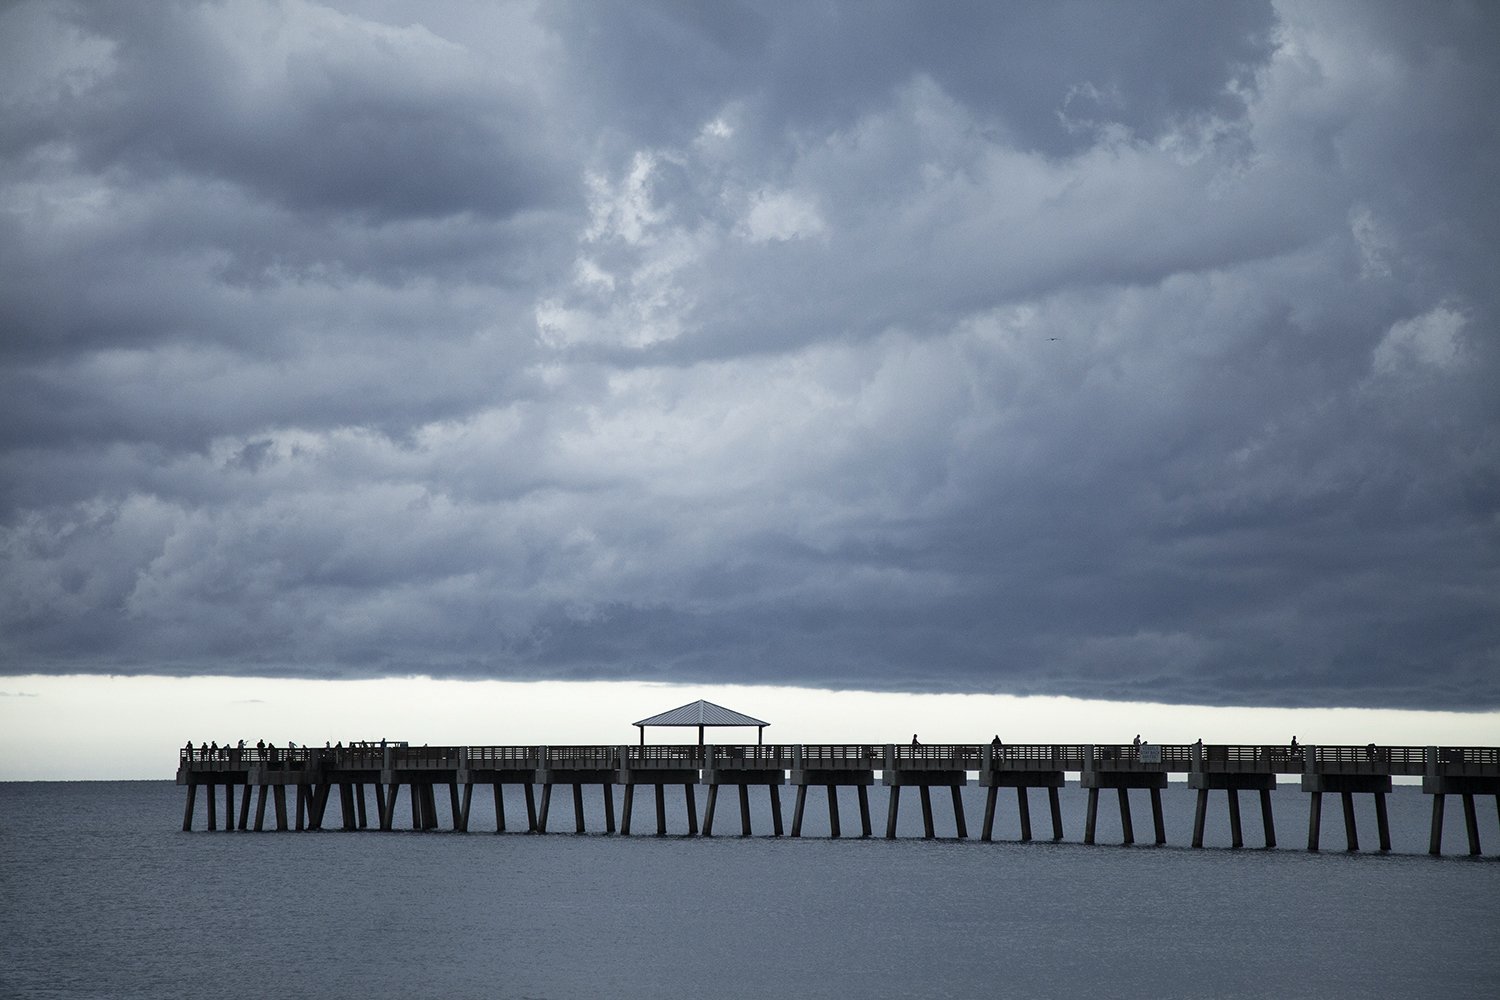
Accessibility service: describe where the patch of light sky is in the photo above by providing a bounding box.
[0,675,1494,781]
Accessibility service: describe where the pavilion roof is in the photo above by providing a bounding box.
[633,699,769,729]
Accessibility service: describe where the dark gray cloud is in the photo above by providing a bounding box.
[1,0,1496,710]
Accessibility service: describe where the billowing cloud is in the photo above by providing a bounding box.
[1,0,1496,710]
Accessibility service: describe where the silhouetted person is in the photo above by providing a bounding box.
[991,734,1002,748]
[911,734,920,746]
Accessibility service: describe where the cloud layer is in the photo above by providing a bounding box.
[2,0,1497,709]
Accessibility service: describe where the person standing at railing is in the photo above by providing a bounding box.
[912,734,920,746]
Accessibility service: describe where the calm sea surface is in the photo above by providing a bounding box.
[1,780,1496,999]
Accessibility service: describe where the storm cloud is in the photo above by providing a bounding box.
[2,0,1497,709]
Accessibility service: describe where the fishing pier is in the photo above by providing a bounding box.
[178,740,1500,855]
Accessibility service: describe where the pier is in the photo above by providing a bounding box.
[176,741,1500,855]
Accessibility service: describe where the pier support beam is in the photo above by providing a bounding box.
[1049,786,1064,840]
[1081,769,1165,846]
[883,768,966,839]
[700,767,785,838]
[1429,793,1445,855]
[793,767,873,839]
[182,781,197,832]
[1374,792,1391,852]
[1463,793,1480,855]
[884,786,899,840]
[1150,787,1166,845]
[254,785,268,831]
[1015,787,1031,842]
[1302,772,1389,853]
[1117,787,1135,845]
[1227,789,1242,849]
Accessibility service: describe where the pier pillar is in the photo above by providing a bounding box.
[239,784,251,831]
[1016,787,1032,842]
[1428,793,1445,855]
[306,784,324,830]
[493,784,506,833]
[1341,791,1358,852]
[207,781,218,831]
[254,785,268,831]
[355,784,368,830]
[770,786,784,836]
[827,785,841,839]
[685,785,698,836]
[573,783,586,834]
[458,783,473,833]
[524,784,537,832]
[792,785,809,837]
[342,783,357,831]
[655,783,666,836]
[379,783,397,832]
[426,784,440,830]
[951,786,967,839]
[858,786,873,838]
[538,784,553,833]
[919,786,934,840]
[406,782,419,830]
[1374,792,1390,852]
[1260,789,1276,848]
[738,785,751,836]
[1049,786,1063,840]
[1463,794,1481,855]
[885,785,900,839]
[448,782,461,831]
[374,783,387,828]
[1227,789,1243,849]
[603,784,616,834]
[224,782,235,831]
[1192,789,1208,848]
[621,784,635,835]
[182,781,197,832]
[981,787,997,842]
[1150,787,1166,845]
[1117,788,1134,845]
[1084,787,1099,845]
[702,786,718,836]
[274,784,288,831]
[1307,790,1322,851]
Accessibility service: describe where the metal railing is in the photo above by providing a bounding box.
[177,742,1500,776]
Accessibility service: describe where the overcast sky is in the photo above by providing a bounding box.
[2,0,1497,714]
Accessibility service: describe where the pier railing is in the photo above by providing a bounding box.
[178,742,1500,778]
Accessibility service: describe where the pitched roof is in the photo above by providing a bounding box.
[633,699,769,729]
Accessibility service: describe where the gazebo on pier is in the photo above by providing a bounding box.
[633,699,769,746]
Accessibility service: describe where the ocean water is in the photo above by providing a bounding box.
[1,780,1496,999]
